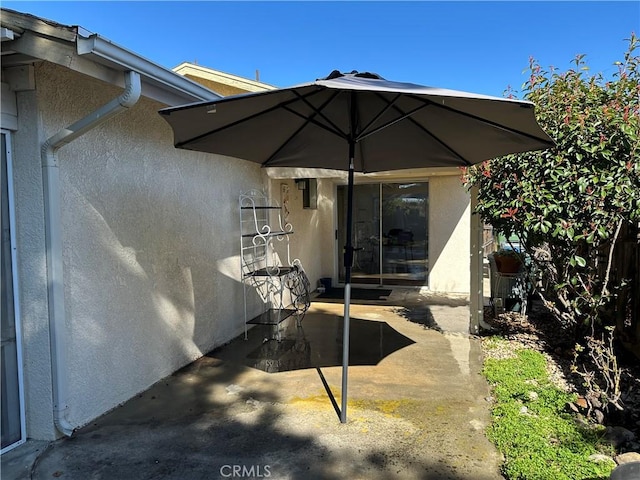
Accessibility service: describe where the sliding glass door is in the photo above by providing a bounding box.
[338,182,429,286]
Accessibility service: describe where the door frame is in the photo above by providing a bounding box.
[1,129,27,454]
[334,178,430,288]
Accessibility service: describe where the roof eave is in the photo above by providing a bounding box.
[1,8,221,105]
[77,35,221,105]
[172,62,277,93]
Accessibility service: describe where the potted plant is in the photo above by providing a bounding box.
[493,247,524,274]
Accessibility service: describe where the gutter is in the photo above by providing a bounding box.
[77,34,220,104]
[41,70,141,436]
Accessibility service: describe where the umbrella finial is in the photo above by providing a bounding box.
[320,70,384,81]
[353,71,383,80]
[321,70,344,80]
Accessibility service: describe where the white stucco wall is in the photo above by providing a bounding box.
[268,178,335,290]
[8,60,473,441]
[275,174,470,294]
[19,63,265,437]
[11,85,58,440]
[1,82,18,130]
[428,176,471,293]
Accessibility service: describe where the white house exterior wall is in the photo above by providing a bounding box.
[16,62,264,438]
[11,83,58,440]
[428,176,471,293]
[268,178,335,287]
[272,175,471,294]
[7,61,472,441]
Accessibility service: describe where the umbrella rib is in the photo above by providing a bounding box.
[357,93,403,139]
[365,92,471,164]
[355,103,429,143]
[290,90,349,139]
[262,91,346,166]
[280,105,346,140]
[402,107,471,164]
[174,89,326,148]
[407,94,555,145]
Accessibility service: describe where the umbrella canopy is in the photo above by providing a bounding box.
[161,70,553,172]
[159,70,553,423]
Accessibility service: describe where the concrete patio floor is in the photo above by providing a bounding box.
[3,289,504,480]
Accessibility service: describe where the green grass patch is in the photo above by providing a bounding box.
[483,344,616,480]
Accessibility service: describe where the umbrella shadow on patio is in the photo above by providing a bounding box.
[213,313,416,374]
[213,312,415,420]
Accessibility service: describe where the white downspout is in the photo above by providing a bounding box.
[41,71,141,436]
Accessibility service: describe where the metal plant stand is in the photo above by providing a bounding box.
[239,190,309,341]
[487,253,528,316]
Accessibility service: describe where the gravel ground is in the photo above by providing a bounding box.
[479,299,640,457]
[480,304,576,392]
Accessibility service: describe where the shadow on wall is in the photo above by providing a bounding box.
[37,61,263,429]
[61,140,260,425]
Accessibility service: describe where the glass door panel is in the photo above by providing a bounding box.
[338,184,380,284]
[381,183,429,285]
[338,182,428,286]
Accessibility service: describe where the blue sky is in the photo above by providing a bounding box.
[3,1,638,97]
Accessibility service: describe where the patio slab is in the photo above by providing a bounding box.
[3,290,504,480]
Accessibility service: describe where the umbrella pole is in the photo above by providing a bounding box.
[341,154,355,423]
[342,96,358,424]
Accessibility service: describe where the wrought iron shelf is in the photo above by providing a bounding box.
[239,189,298,341]
[241,231,293,238]
[246,308,297,325]
[244,266,295,278]
[241,206,282,210]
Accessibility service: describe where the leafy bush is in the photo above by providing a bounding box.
[463,34,639,420]
[462,34,639,331]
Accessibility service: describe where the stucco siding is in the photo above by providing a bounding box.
[33,63,264,431]
[11,86,58,440]
[268,178,335,290]
[428,176,471,293]
[9,60,473,439]
[277,175,470,294]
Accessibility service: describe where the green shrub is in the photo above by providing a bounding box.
[462,35,640,333]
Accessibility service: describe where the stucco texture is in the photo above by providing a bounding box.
[11,61,473,440]
[34,63,264,432]
[268,178,335,289]
[428,176,471,293]
[11,86,57,440]
[270,175,470,295]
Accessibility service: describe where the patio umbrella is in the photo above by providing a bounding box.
[159,70,554,422]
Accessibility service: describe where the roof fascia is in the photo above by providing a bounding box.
[0,8,77,42]
[78,35,220,104]
[4,31,123,86]
[1,9,220,105]
[173,62,276,92]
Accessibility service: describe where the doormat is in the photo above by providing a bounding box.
[316,288,392,301]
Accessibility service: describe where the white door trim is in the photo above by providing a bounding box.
[1,129,27,454]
